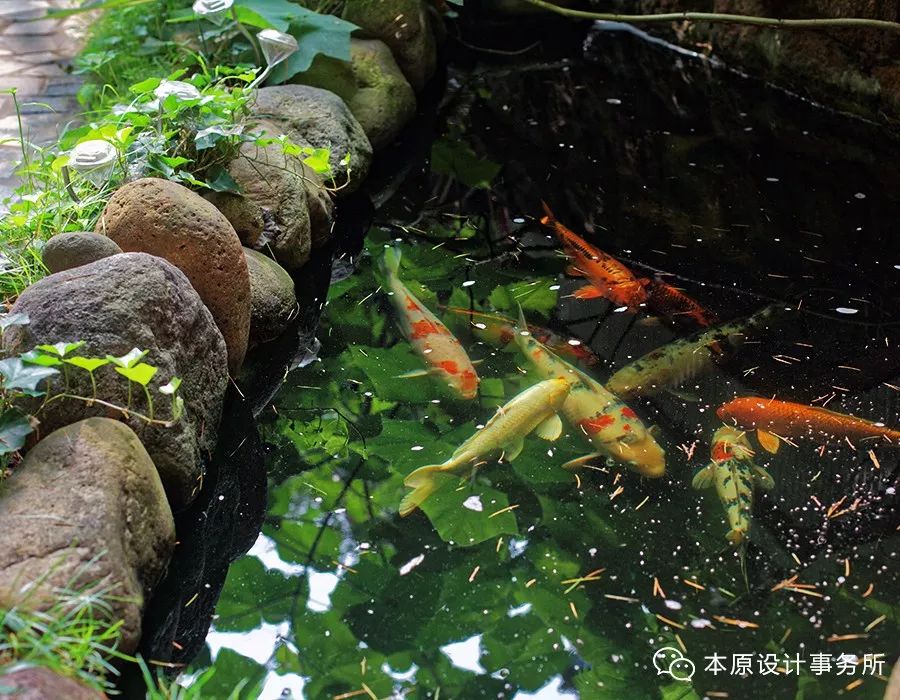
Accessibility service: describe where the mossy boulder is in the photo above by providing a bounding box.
[244,247,297,347]
[253,85,373,194]
[0,418,175,654]
[96,178,250,374]
[41,231,122,273]
[4,253,228,510]
[343,0,437,91]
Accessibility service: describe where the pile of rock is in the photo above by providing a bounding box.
[0,0,441,692]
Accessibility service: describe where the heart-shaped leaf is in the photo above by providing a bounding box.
[115,362,158,386]
[0,312,29,330]
[0,409,34,454]
[159,377,182,395]
[107,348,148,368]
[20,350,63,367]
[36,340,85,357]
[0,357,59,393]
[64,356,111,373]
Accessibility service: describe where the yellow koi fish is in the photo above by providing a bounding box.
[381,247,479,400]
[606,304,781,399]
[513,306,666,478]
[692,426,774,545]
[400,377,572,516]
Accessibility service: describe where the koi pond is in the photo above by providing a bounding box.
[157,22,899,700]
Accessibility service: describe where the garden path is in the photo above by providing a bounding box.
[0,0,85,202]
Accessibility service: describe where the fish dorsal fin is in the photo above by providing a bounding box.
[504,438,525,462]
[753,465,775,490]
[534,413,564,441]
[692,463,716,489]
[565,264,586,278]
[756,429,781,454]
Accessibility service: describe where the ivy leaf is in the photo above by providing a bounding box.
[204,166,242,194]
[36,340,85,357]
[107,348,148,368]
[114,362,158,386]
[420,478,519,546]
[129,76,161,94]
[64,356,110,372]
[300,147,332,176]
[0,409,34,454]
[195,124,243,150]
[0,312,29,330]
[0,357,59,393]
[20,350,63,367]
[159,377,181,395]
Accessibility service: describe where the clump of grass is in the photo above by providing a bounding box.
[0,581,128,694]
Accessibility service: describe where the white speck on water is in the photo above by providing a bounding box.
[766,177,779,182]
[567,339,582,346]
[463,495,484,512]
[664,600,683,611]
[549,284,561,291]
[690,618,713,629]
[855,192,866,199]
[613,306,628,313]
[836,307,859,315]
[399,553,425,576]
[474,322,487,329]
[512,217,525,224]
[411,445,424,451]
[462,280,475,287]
[606,98,622,105]
[588,547,597,556]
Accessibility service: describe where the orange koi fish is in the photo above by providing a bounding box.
[642,277,718,329]
[717,396,900,454]
[381,247,479,399]
[448,307,600,366]
[541,203,648,310]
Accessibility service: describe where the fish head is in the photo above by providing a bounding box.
[608,432,667,478]
[711,425,754,462]
[545,376,575,409]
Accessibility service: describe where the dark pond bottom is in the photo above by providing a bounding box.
[145,18,899,700]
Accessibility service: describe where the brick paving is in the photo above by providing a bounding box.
[0,0,85,202]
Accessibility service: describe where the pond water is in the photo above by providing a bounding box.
[186,22,898,700]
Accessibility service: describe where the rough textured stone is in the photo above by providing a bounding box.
[343,0,437,91]
[253,85,373,194]
[244,248,297,347]
[210,121,334,270]
[348,39,416,150]
[629,0,900,121]
[4,253,228,510]
[95,178,250,374]
[0,667,106,700]
[0,418,176,654]
[41,231,122,273]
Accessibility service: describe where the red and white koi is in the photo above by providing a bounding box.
[692,426,774,545]
[513,306,666,477]
[381,247,479,400]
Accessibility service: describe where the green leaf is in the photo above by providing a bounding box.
[420,479,519,546]
[159,377,181,395]
[347,345,444,403]
[0,357,58,393]
[300,147,332,176]
[204,166,242,194]
[0,312,29,330]
[20,350,63,367]
[64,356,110,373]
[195,124,243,150]
[129,76,161,94]
[488,278,559,317]
[107,348,148,368]
[0,409,33,454]
[36,340,85,357]
[262,8,357,82]
[114,362,158,386]
[431,137,501,189]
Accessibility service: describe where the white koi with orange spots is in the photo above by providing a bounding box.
[381,247,479,400]
[513,306,666,477]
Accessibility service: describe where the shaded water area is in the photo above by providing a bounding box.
[157,20,899,700]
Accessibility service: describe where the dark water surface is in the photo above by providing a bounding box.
[186,23,899,700]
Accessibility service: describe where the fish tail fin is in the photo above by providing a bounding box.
[380,246,402,279]
[727,528,747,546]
[515,303,529,335]
[691,463,716,489]
[400,465,450,516]
[540,200,555,225]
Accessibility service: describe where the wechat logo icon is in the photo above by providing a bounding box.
[653,647,696,682]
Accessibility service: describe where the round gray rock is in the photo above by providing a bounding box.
[244,248,297,347]
[348,39,416,150]
[4,252,229,510]
[42,231,123,274]
[253,85,373,194]
[343,0,437,91]
[0,418,175,654]
[0,667,106,700]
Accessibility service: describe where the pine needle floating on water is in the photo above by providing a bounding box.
[713,615,759,629]
[683,578,706,591]
[652,577,666,598]
[656,614,685,630]
[561,568,606,594]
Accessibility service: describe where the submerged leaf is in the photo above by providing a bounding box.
[420,479,519,546]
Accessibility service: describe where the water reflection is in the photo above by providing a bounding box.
[190,20,898,700]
